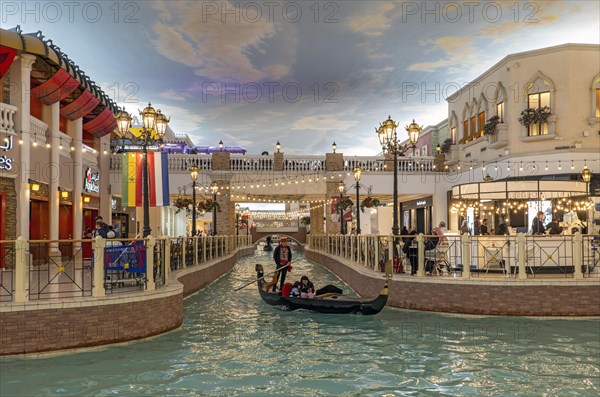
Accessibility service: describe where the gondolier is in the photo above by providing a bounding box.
[273,237,292,292]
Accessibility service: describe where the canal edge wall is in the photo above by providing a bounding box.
[305,249,600,317]
[0,247,255,356]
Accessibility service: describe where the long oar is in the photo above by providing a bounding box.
[234,260,299,292]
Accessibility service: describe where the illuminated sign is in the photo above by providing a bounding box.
[0,135,14,171]
[416,200,427,206]
[84,167,100,193]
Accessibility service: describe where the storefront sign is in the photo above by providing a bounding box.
[111,198,117,210]
[401,196,433,210]
[84,167,100,193]
[0,135,14,171]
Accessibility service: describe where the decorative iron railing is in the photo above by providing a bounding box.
[0,240,16,302]
[308,234,600,280]
[28,240,92,300]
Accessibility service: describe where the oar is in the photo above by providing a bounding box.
[234,260,299,292]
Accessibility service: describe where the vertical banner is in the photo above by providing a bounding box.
[122,153,138,207]
[122,152,170,207]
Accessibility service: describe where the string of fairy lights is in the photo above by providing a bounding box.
[451,197,595,217]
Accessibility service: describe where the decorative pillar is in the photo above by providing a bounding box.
[69,118,84,240]
[98,134,112,223]
[146,235,156,291]
[573,232,583,279]
[14,237,28,302]
[10,54,36,238]
[461,233,471,278]
[92,236,106,297]
[325,152,344,235]
[310,203,324,235]
[416,233,425,277]
[517,233,526,280]
[42,102,61,248]
[274,152,284,171]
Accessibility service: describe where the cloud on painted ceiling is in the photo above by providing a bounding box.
[346,2,398,37]
[149,1,294,82]
[290,115,359,132]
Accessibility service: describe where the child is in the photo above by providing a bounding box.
[290,281,301,297]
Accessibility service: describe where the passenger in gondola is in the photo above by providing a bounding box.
[299,275,315,298]
[290,281,301,297]
[273,237,292,292]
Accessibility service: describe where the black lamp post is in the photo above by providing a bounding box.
[275,141,281,153]
[190,166,199,237]
[245,209,250,237]
[353,167,362,234]
[376,116,422,236]
[115,103,170,237]
[582,168,593,196]
[332,142,337,153]
[338,181,345,235]
[235,203,240,236]
[211,182,219,235]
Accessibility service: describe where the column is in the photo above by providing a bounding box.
[70,118,83,240]
[310,203,324,235]
[325,152,344,235]
[10,54,36,238]
[42,102,60,243]
[98,134,112,223]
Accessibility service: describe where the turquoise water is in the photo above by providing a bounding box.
[1,251,599,397]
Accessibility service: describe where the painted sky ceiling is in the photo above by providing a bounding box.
[2,0,598,155]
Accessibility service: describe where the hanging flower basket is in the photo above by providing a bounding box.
[518,106,551,127]
[300,216,311,225]
[483,115,500,135]
[197,198,221,213]
[440,138,453,154]
[173,197,193,214]
[360,197,381,213]
[336,198,354,211]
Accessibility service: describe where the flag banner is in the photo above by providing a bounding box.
[122,152,170,207]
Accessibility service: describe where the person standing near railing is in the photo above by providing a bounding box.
[532,211,546,235]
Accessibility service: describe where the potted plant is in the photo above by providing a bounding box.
[360,197,381,212]
[483,115,500,135]
[173,197,193,214]
[300,216,311,226]
[518,106,551,127]
[440,138,453,154]
[197,198,221,213]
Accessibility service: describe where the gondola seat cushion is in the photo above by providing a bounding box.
[281,283,292,297]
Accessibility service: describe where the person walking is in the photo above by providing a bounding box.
[273,237,292,292]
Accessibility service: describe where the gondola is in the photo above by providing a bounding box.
[255,264,388,315]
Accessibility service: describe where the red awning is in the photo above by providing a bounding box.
[83,108,113,133]
[31,69,79,105]
[60,90,100,120]
[0,46,17,78]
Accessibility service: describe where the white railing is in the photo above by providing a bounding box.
[30,116,48,143]
[0,103,17,135]
[109,153,440,174]
[0,234,254,302]
[308,233,600,280]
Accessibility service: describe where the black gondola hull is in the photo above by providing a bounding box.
[255,265,388,315]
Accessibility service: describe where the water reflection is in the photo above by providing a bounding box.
[1,252,598,397]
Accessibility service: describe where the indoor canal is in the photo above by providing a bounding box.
[1,250,599,397]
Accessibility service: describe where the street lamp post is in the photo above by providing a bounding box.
[211,182,219,236]
[115,103,170,237]
[338,181,345,235]
[245,209,250,237]
[235,203,240,236]
[376,116,422,236]
[190,166,199,237]
[353,167,362,234]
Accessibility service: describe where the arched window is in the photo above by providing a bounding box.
[449,111,458,144]
[461,104,470,142]
[524,71,555,136]
[592,74,600,118]
[477,94,488,137]
[494,82,507,123]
